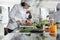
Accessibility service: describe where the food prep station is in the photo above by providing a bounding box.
[2,25,56,40]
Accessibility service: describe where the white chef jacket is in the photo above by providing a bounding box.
[49,10,60,23]
[54,11,60,23]
[7,4,27,30]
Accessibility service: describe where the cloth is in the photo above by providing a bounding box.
[4,28,13,35]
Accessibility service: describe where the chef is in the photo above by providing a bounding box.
[55,3,60,40]
[54,3,60,23]
[4,2,31,35]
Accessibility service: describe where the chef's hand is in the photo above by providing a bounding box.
[45,28,50,32]
[16,20,25,25]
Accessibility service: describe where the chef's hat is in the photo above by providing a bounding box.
[21,0,32,6]
[57,3,60,9]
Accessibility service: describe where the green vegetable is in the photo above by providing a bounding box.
[41,20,49,25]
[20,28,42,32]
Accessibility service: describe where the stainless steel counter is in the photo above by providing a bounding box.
[2,32,56,40]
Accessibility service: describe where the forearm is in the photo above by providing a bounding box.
[16,20,25,25]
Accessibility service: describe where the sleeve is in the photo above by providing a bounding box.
[9,4,22,22]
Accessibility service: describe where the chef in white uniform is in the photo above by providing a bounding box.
[4,2,31,35]
[55,3,60,40]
